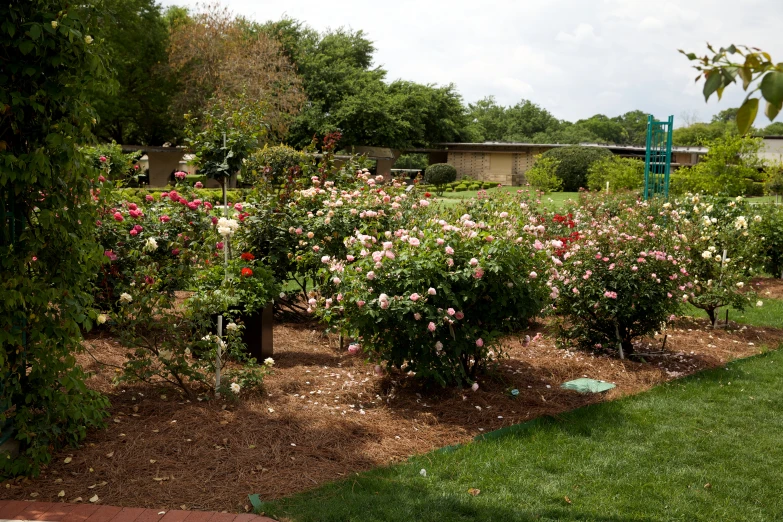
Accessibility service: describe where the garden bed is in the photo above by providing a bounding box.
[3,316,782,512]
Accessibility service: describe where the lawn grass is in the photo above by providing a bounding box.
[434,187,578,209]
[683,298,783,329]
[262,346,783,521]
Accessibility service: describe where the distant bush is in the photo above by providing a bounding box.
[670,134,765,197]
[540,146,612,191]
[424,163,457,194]
[525,155,563,193]
[243,144,311,186]
[82,142,141,182]
[587,156,644,192]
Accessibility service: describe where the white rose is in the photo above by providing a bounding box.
[119,292,133,304]
[264,357,275,366]
[230,382,241,394]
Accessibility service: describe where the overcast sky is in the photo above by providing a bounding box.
[159,0,783,127]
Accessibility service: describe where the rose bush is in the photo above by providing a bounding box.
[553,198,692,356]
[312,193,553,386]
[669,195,763,323]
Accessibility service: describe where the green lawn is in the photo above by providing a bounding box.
[261,298,783,521]
[434,188,578,209]
[683,298,783,329]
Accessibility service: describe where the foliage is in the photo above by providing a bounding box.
[670,134,766,196]
[243,144,312,187]
[82,142,141,183]
[754,203,783,277]
[525,156,563,193]
[394,153,428,170]
[423,163,457,195]
[190,253,278,316]
[185,95,270,183]
[586,156,644,192]
[540,146,613,192]
[671,195,762,323]
[681,44,783,135]
[93,181,214,311]
[766,164,783,195]
[168,4,304,138]
[314,194,552,386]
[87,0,179,145]
[261,19,473,149]
[0,0,111,475]
[554,199,690,356]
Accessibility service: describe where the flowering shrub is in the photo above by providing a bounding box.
[554,200,691,356]
[93,182,215,310]
[313,195,552,386]
[671,195,762,322]
[242,168,416,312]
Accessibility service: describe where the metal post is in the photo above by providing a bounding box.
[215,315,223,393]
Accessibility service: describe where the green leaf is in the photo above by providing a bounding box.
[703,72,721,101]
[29,23,41,40]
[18,40,34,54]
[738,66,753,90]
[736,98,759,135]
[765,100,782,122]
[760,71,783,107]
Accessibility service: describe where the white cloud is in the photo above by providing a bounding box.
[556,23,601,44]
[159,0,783,124]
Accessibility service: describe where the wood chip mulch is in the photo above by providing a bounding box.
[3,314,782,512]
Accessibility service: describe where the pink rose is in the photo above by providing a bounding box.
[129,228,138,236]
[469,258,478,267]
[427,322,436,332]
[455,311,464,320]
[348,344,360,355]
[410,293,420,301]
[357,300,365,308]
[428,288,436,295]
[99,155,107,163]
[216,242,224,250]
[128,203,138,211]
[475,338,484,347]
[414,313,422,320]
[145,194,154,202]
[234,203,243,211]
[445,246,454,255]
[159,215,170,223]
[194,181,204,189]
[447,308,455,316]
[98,175,106,183]
[113,212,124,222]
[366,271,375,280]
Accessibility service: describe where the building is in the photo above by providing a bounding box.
[421,142,708,186]
[759,136,783,164]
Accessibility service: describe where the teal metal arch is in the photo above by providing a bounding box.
[643,115,673,200]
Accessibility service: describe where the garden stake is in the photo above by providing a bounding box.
[216,315,223,394]
[661,334,668,351]
[725,308,729,327]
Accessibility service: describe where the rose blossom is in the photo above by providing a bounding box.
[427,322,436,332]
[469,258,478,267]
[410,293,420,301]
[428,288,436,295]
[455,311,464,320]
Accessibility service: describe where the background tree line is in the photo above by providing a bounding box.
[90,1,782,151]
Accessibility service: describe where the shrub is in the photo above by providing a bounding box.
[670,134,765,196]
[554,200,691,356]
[82,142,142,183]
[540,146,613,192]
[755,203,783,277]
[243,144,312,186]
[525,155,563,193]
[670,195,762,324]
[586,157,644,192]
[314,196,552,386]
[445,187,454,192]
[766,164,783,196]
[455,184,468,192]
[424,163,457,195]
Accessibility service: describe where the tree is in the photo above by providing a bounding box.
[758,121,783,136]
[87,0,178,145]
[673,121,737,146]
[613,110,653,145]
[168,4,305,140]
[681,44,783,134]
[1,0,110,475]
[262,19,472,150]
[574,114,628,144]
[540,146,613,191]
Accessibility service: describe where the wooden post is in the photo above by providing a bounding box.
[615,322,624,360]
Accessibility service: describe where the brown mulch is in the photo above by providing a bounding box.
[752,276,783,300]
[3,318,783,512]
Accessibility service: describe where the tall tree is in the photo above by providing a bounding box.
[262,19,471,149]
[88,0,178,145]
[169,4,305,140]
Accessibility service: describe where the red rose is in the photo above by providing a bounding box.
[240,252,255,261]
[241,267,253,277]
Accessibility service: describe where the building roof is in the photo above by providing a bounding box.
[436,142,708,154]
